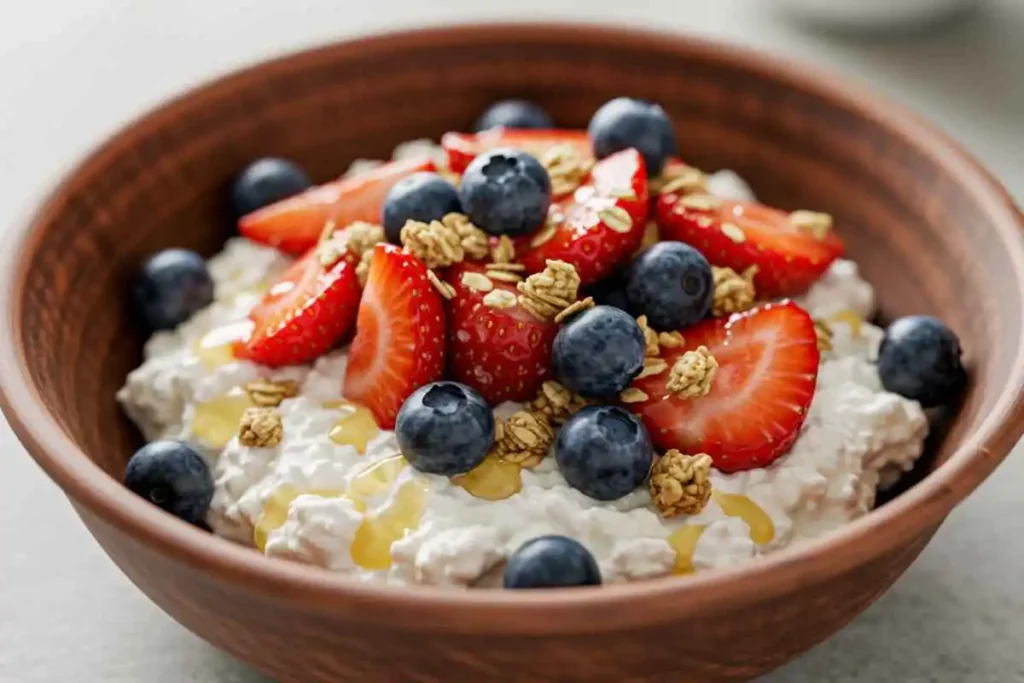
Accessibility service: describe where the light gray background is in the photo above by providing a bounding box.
[1,1,1022,681]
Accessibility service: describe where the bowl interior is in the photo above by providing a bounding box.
[6,25,1024,569]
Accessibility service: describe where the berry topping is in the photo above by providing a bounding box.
[473,99,553,132]
[626,241,713,330]
[877,315,966,407]
[656,193,844,297]
[382,172,462,244]
[343,244,446,428]
[442,128,591,175]
[395,381,495,476]
[503,535,602,589]
[131,248,214,332]
[231,158,311,218]
[445,262,558,404]
[552,305,646,398]
[235,248,361,367]
[124,440,214,526]
[239,157,435,255]
[625,301,820,472]
[555,405,654,501]
[517,148,649,286]
[458,148,551,238]
[588,97,677,175]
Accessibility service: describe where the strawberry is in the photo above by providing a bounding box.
[626,301,819,473]
[442,128,591,174]
[343,244,446,428]
[517,148,649,286]
[444,261,558,404]
[656,193,844,297]
[239,157,435,255]
[235,248,361,367]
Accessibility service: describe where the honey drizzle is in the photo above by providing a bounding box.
[668,525,707,575]
[191,389,254,448]
[713,491,775,545]
[325,399,380,454]
[452,455,523,501]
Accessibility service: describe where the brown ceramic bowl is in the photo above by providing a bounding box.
[1,23,1023,683]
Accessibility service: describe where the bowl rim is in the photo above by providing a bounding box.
[2,22,1023,633]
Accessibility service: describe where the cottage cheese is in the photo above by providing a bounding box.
[117,150,928,587]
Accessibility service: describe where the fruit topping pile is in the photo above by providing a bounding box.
[124,96,968,589]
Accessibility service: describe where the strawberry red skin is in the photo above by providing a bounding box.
[442,128,591,174]
[236,249,361,367]
[627,301,820,472]
[517,148,649,286]
[444,262,557,404]
[343,244,446,428]
[239,157,435,255]
[656,194,844,297]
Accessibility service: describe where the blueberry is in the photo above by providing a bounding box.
[131,249,214,332]
[552,306,646,397]
[877,316,966,408]
[231,158,311,218]
[473,99,553,132]
[458,148,551,237]
[381,172,462,244]
[396,382,495,476]
[588,97,677,175]
[583,270,631,312]
[555,405,654,501]
[124,441,214,526]
[503,535,602,589]
[626,241,713,330]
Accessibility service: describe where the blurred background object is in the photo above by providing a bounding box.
[777,0,986,32]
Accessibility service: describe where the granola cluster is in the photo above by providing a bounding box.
[441,213,490,261]
[649,450,713,517]
[541,144,594,197]
[400,218,465,269]
[528,380,591,425]
[517,260,582,322]
[490,409,555,468]
[318,221,384,268]
[238,407,283,448]
[243,378,299,408]
[666,346,718,398]
[711,265,757,317]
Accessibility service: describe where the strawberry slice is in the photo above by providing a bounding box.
[656,193,844,297]
[517,148,649,286]
[445,261,558,404]
[626,301,819,473]
[442,128,591,174]
[343,244,446,428]
[239,157,435,255]
[235,249,361,367]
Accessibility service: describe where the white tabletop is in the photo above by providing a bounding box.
[2,1,1022,681]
